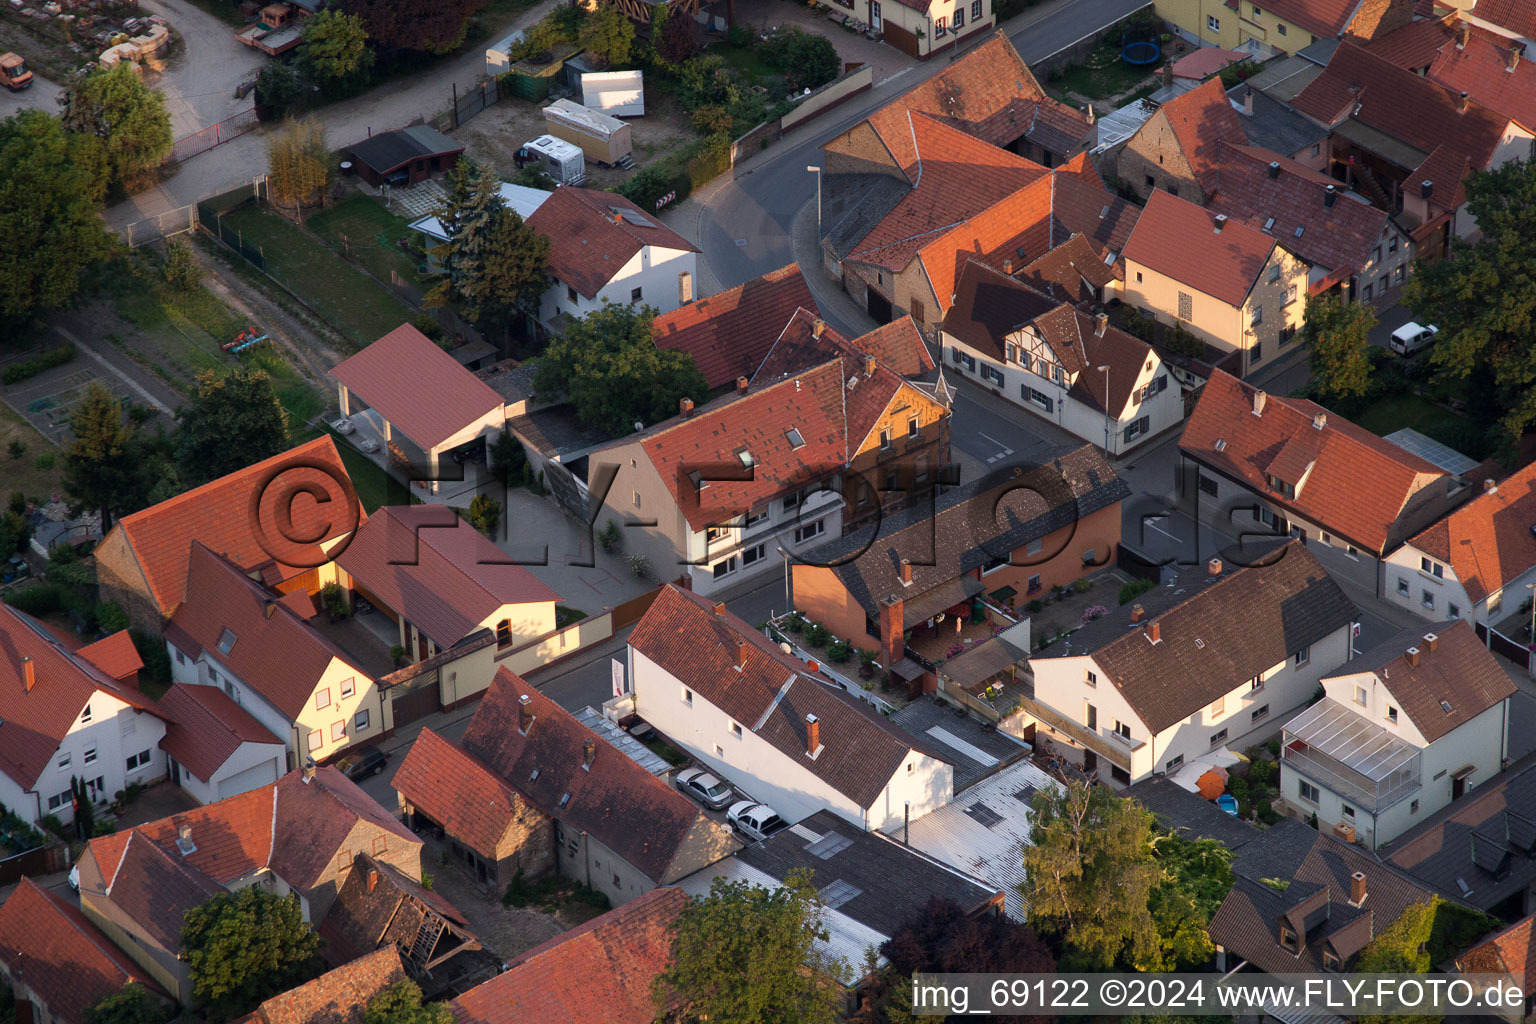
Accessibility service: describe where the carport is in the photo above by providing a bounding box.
[332,324,508,496]
[345,125,465,187]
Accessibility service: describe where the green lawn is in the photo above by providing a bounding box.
[215,205,416,350]
[306,195,430,290]
[1047,45,1158,101]
[316,428,416,512]
[1351,393,1468,439]
[712,42,781,86]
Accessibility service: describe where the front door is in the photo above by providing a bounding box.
[1453,775,1468,800]
[870,1,882,31]
[1083,750,1098,773]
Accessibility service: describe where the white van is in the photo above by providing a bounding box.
[1390,321,1438,356]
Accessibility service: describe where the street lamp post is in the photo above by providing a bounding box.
[1096,364,1111,457]
[806,166,822,243]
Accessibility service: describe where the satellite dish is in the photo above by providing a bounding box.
[633,421,643,431]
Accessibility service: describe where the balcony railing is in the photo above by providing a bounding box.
[1283,744,1420,814]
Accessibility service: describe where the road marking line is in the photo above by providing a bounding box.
[1144,517,1182,543]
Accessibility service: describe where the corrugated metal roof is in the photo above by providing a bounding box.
[574,707,671,777]
[1285,697,1419,780]
[902,760,1057,921]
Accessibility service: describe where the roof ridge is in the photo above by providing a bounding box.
[118,436,340,528]
[28,878,139,979]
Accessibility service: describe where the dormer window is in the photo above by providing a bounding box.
[1279,927,1298,951]
[1323,950,1341,972]
[1266,474,1296,499]
[688,470,708,492]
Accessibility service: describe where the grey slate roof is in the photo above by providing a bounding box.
[347,125,463,176]
[1052,539,1356,733]
[822,174,911,260]
[1127,776,1261,851]
[801,443,1130,620]
[738,809,999,937]
[1386,756,1536,915]
[1210,822,1438,973]
[1228,83,1330,157]
[891,696,1032,792]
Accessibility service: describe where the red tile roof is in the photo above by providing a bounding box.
[1409,458,1536,603]
[337,506,560,650]
[1458,914,1536,988]
[76,629,142,683]
[1364,13,1454,68]
[629,586,944,808]
[1425,24,1536,132]
[88,766,419,894]
[747,309,853,386]
[847,317,934,376]
[157,683,284,782]
[462,671,733,884]
[1018,233,1119,304]
[1171,47,1251,80]
[1180,370,1449,552]
[1209,143,1393,274]
[525,187,699,300]
[1256,0,1359,36]
[245,947,405,1024]
[1472,0,1536,40]
[651,265,818,390]
[1122,190,1277,307]
[392,727,524,861]
[0,879,168,1024]
[331,324,505,451]
[1291,41,1512,207]
[0,605,153,790]
[630,358,864,532]
[748,311,934,389]
[168,544,368,719]
[104,830,226,950]
[452,887,684,1024]
[110,436,363,617]
[1347,619,1515,742]
[848,114,1050,271]
[1154,77,1250,195]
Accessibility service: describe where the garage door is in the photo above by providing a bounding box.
[218,757,281,800]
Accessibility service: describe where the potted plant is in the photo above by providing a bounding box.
[321,582,348,622]
[389,644,407,668]
[857,648,877,679]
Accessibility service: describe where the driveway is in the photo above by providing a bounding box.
[0,75,62,119]
[138,0,266,140]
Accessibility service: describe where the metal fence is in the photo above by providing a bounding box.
[197,180,268,270]
[123,203,198,247]
[443,76,503,130]
[168,105,260,165]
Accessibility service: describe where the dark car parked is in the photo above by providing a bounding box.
[335,745,388,780]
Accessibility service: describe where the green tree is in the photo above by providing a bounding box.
[578,4,635,66]
[761,27,840,91]
[1140,832,1236,970]
[60,62,172,187]
[0,510,31,557]
[1354,899,1440,1024]
[338,0,486,54]
[0,110,112,326]
[1022,781,1160,969]
[83,983,167,1024]
[266,118,331,217]
[1404,161,1536,444]
[362,981,452,1024]
[162,238,201,292]
[176,369,291,483]
[534,302,708,435]
[255,63,307,119]
[298,10,375,91]
[653,868,845,1024]
[181,888,320,1022]
[466,493,502,538]
[1304,294,1376,402]
[62,382,138,531]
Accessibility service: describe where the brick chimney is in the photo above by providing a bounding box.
[900,558,912,585]
[1253,390,1268,416]
[176,824,196,856]
[1002,258,1013,275]
[1268,161,1280,179]
[612,210,624,225]
[1350,870,1367,906]
[805,713,820,755]
[1313,412,1327,430]
[1148,621,1161,643]
[1424,632,1439,653]
[679,396,694,418]
[1094,313,1108,337]
[1509,43,1524,72]
[1213,213,1228,233]
[864,354,876,376]
[21,656,34,693]
[713,600,726,616]
[735,638,747,669]
[1208,557,1223,576]
[812,319,825,339]
[583,738,596,770]
[1130,603,1146,623]
[1456,21,1470,49]
[1325,184,1337,208]
[1457,90,1470,113]
[736,376,749,393]
[367,868,379,893]
[1421,180,1434,201]
[879,595,904,679]
[302,760,316,783]
[1484,478,1497,494]
[1406,646,1421,668]
[518,693,533,734]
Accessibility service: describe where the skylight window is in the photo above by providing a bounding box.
[1440,700,1453,713]
[737,449,754,468]
[786,427,805,449]
[1263,217,1276,232]
[217,628,237,655]
[688,470,708,492]
[1294,226,1305,238]
[1214,438,1228,452]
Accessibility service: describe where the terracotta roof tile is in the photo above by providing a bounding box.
[451,887,685,1024]
[1345,619,1515,742]
[749,309,853,385]
[337,506,560,650]
[1409,458,1536,604]
[1050,174,1142,254]
[848,317,934,376]
[104,831,225,949]
[1472,0,1536,40]
[331,325,505,451]
[392,728,524,861]
[1364,13,1455,68]
[1458,915,1536,987]
[270,767,420,892]
[1257,0,1359,36]
[461,671,733,883]
[859,37,1087,177]
[157,683,284,782]
[318,853,473,969]
[1122,190,1277,307]
[1426,25,1536,133]
[629,587,944,808]
[247,947,405,1024]
[0,879,168,1024]
[0,605,151,790]
[1180,370,1449,552]
[76,630,142,683]
[525,187,698,300]
[1155,77,1251,195]
[1210,143,1392,274]
[847,113,1050,269]
[1172,47,1252,80]
[651,265,818,389]
[110,436,362,617]
[1089,541,1356,733]
[917,175,1057,315]
[169,544,368,719]
[1018,233,1118,304]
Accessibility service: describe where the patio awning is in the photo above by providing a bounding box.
[941,638,1023,690]
[988,585,1017,602]
[1284,698,1419,781]
[890,658,926,681]
[904,576,986,628]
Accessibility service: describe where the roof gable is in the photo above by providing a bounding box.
[1260,0,1361,37]
[246,947,406,1024]
[1154,77,1251,194]
[1343,619,1515,741]
[1410,460,1536,603]
[1122,190,1277,307]
[651,264,818,390]
[525,187,699,299]
[158,682,283,782]
[392,728,525,859]
[110,435,362,616]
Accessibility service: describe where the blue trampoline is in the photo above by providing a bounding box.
[1122,36,1162,65]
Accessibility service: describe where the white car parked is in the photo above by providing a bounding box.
[726,801,790,843]
[1390,321,1438,356]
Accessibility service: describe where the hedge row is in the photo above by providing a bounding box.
[2,343,77,385]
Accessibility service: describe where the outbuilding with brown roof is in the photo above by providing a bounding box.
[650,264,818,390]
[158,682,286,804]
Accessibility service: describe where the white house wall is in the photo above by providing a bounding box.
[23,693,167,826]
[539,246,698,326]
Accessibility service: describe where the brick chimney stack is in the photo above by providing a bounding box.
[1253,390,1267,416]
[1002,258,1013,274]
[1130,604,1145,624]
[1350,871,1367,905]
[1094,313,1108,337]
[518,693,533,734]
[713,600,726,616]
[1407,646,1421,668]
[679,397,694,418]
[864,354,876,376]
[900,559,912,585]
[736,376,749,393]
[21,656,34,693]
[1148,621,1161,643]
[812,319,825,339]
[368,869,379,893]
[583,738,596,770]
[1208,557,1223,576]
[735,638,747,669]
[805,713,820,755]
[1424,632,1439,653]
